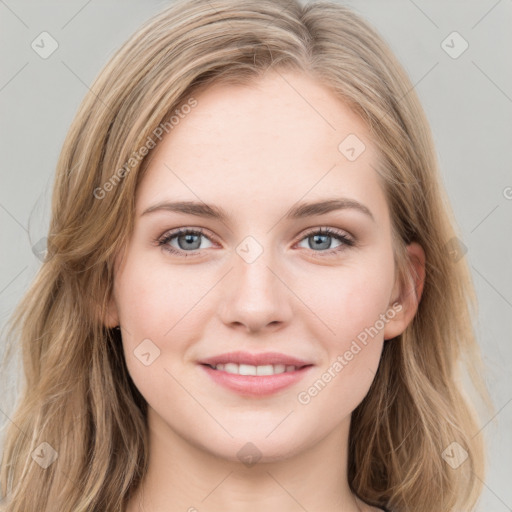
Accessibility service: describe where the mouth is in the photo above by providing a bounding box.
[198,352,314,396]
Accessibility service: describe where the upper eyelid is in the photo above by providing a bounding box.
[299,226,353,240]
[160,227,216,243]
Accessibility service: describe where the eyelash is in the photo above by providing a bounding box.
[155,227,355,258]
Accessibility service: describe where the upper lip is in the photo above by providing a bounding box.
[199,351,313,368]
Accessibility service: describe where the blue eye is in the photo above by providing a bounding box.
[156,226,355,257]
[157,228,213,256]
[296,227,354,255]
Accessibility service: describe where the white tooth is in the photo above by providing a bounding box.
[224,363,239,374]
[256,364,274,376]
[238,364,257,376]
[273,364,286,374]
[215,363,297,375]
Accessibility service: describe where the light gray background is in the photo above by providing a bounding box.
[1,0,511,510]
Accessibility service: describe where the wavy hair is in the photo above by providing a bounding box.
[0,0,494,510]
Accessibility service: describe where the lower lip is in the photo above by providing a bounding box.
[199,364,313,396]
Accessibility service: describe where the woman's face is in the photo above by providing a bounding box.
[108,70,421,462]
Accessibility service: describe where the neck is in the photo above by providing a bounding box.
[126,406,366,512]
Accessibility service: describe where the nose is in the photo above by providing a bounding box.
[217,244,293,334]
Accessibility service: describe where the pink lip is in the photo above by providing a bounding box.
[198,351,314,397]
[200,365,313,396]
[199,351,312,367]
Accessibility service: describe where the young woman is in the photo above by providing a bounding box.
[0,0,494,510]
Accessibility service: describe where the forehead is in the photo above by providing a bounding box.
[137,70,387,224]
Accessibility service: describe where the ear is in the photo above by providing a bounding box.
[383,242,426,341]
[102,292,120,328]
[101,249,124,329]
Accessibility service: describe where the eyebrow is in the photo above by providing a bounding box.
[141,198,375,223]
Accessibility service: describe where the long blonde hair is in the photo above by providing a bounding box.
[0,0,494,510]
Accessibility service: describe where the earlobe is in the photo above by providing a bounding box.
[383,242,426,341]
[102,294,120,329]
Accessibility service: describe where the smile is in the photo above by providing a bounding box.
[199,362,314,396]
[206,363,301,375]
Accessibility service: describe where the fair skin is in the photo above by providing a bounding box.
[107,70,425,512]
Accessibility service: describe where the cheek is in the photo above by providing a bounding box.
[116,269,166,336]
[300,257,395,347]
[294,265,393,422]
[114,252,217,388]
[115,249,208,339]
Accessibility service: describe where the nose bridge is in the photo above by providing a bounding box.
[218,234,292,331]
